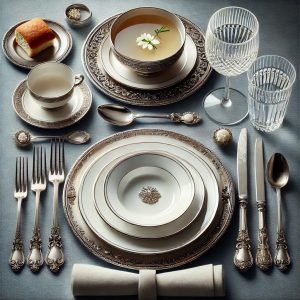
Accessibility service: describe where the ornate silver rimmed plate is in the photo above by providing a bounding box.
[12,80,92,129]
[90,151,204,239]
[2,19,72,69]
[63,129,234,269]
[82,14,212,106]
[99,34,197,90]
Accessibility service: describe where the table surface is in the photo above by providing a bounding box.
[0,0,299,299]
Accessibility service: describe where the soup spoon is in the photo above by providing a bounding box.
[15,130,91,147]
[267,153,291,271]
[98,104,201,126]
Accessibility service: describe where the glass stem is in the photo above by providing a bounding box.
[222,76,232,107]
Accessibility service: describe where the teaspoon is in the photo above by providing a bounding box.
[15,130,91,147]
[267,153,291,271]
[98,104,201,126]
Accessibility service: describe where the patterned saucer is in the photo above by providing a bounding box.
[12,80,92,129]
[82,14,212,106]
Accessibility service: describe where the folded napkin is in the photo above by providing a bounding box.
[71,264,225,299]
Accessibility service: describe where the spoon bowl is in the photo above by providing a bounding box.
[267,153,289,189]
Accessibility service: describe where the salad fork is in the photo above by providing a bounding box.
[27,147,47,272]
[45,139,65,273]
[9,157,28,272]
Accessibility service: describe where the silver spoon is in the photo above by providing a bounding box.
[267,153,291,271]
[98,104,201,126]
[15,130,91,147]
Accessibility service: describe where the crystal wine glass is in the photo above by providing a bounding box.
[203,7,259,125]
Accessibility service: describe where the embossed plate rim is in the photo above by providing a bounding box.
[2,19,73,69]
[81,14,212,106]
[12,79,92,129]
[63,129,234,269]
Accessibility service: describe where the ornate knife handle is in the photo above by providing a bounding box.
[234,198,253,271]
[255,203,272,270]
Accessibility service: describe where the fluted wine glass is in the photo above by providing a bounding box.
[203,7,259,125]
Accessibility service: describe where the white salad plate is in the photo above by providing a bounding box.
[92,151,205,239]
[100,34,197,90]
[77,140,219,254]
[2,19,72,69]
[63,129,234,269]
[104,152,195,227]
[12,80,92,129]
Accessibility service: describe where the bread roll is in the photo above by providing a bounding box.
[15,18,56,57]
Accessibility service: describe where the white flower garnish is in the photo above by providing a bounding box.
[136,33,160,50]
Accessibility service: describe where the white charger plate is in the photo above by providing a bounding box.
[92,151,205,239]
[104,152,194,227]
[78,141,219,254]
[63,129,234,269]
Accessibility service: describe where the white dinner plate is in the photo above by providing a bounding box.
[92,151,205,239]
[104,152,194,227]
[78,140,219,254]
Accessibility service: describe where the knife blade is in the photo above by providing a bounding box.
[254,137,272,270]
[234,128,253,271]
[237,128,247,200]
[255,137,265,204]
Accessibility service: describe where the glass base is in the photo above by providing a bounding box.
[203,88,248,125]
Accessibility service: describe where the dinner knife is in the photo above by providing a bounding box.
[234,128,253,271]
[254,138,272,270]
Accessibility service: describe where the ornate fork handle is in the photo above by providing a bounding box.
[255,203,272,270]
[9,198,25,272]
[27,191,43,272]
[234,199,253,271]
[46,182,64,273]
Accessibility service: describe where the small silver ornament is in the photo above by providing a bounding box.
[213,128,233,145]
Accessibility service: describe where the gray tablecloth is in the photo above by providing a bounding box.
[0,0,299,299]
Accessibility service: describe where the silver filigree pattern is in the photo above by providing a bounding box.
[139,186,161,205]
[82,14,212,106]
[256,228,272,270]
[27,228,43,272]
[9,231,25,272]
[67,185,77,205]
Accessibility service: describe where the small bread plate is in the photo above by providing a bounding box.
[12,80,92,129]
[2,19,72,69]
[92,151,205,239]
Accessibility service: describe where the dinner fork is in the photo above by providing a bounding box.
[27,147,46,272]
[9,157,28,272]
[45,139,65,273]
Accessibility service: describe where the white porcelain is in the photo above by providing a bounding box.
[100,34,197,90]
[105,153,194,227]
[27,62,84,109]
[12,80,92,129]
[78,138,220,254]
[93,151,205,239]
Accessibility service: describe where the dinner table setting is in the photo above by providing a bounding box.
[0,0,299,299]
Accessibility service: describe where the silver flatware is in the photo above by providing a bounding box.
[254,138,272,270]
[98,104,201,126]
[234,128,253,271]
[9,157,28,272]
[267,153,291,271]
[45,139,65,273]
[27,147,47,272]
[15,130,91,147]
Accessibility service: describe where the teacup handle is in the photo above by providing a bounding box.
[74,74,84,86]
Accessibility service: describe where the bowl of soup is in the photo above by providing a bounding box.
[110,7,186,74]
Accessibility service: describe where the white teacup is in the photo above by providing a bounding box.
[27,62,84,109]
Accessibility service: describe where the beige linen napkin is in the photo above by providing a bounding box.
[71,264,225,299]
